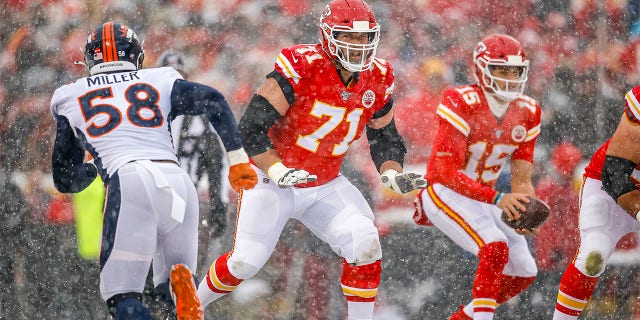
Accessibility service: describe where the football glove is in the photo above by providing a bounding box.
[380,169,427,194]
[227,148,258,192]
[267,162,317,188]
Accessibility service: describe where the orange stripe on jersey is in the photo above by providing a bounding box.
[426,185,485,247]
[229,189,243,255]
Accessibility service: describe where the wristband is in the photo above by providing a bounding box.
[493,192,504,205]
[267,161,289,182]
[227,148,250,166]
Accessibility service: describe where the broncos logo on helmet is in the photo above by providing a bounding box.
[84,22,144,75]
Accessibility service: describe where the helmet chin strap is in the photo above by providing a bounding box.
[484,89,511,118]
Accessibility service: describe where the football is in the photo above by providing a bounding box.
[501,196,550,230]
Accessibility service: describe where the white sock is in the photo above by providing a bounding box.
[552,310,579,320]
[463,301,474,317]
[473,311,494,320]
[196,277,227,307]
[347,301,375,320]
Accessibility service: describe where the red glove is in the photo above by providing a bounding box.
[227,148,258,192]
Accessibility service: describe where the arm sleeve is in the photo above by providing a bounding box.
[51,116,97,193]
[602,155,638,200]
[238,94,282,157]
[426,119,498,203]
[366,117,406,172]
[371,98,393,120]
[171,79,243,152]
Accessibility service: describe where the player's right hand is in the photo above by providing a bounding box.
[380,169,427,194]
[267,162,317,188]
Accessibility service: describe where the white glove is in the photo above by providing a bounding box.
[381,169,427,194]
[268,162,317,188]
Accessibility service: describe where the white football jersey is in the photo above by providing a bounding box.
[51,67,182,177]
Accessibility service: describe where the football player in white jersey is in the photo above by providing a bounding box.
[50,22,257,320]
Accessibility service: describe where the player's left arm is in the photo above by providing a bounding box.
[171,79,257,192]
[238,74,316,188]
[510,159,535,195]
[509,158,540,235]
[51,116,97,193]
[604,112,640,218]
[367,101,427,194]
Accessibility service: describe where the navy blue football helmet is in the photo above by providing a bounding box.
[84,22,144,75]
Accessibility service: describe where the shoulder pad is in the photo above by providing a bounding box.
[515,95,540,115]
[372,57,392,77]
[275,45,326,82]
[625,86,640,123]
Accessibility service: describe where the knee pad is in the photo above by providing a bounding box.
[227,254,262,280]
[106,293,153,320]
[342,215,381,265]
[575,232,611,277]
[580,251,607,277]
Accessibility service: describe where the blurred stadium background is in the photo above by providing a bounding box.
[1,0,640,319]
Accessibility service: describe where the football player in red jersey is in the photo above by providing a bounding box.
[196,1,426,319]
[414,34,541,320]
[603,87,640,224]
[553,138,640,319]
[553,87,640,319]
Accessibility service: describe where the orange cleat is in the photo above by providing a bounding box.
[170,264,204,320]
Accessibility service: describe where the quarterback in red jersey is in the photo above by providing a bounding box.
[414,34,541,320]
[196,1,426,319]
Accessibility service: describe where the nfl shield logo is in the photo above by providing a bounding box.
[362,90,375,108]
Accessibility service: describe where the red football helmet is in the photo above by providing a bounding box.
[84,22,144,75]
[319,0,380,72]
[473,34,529,101]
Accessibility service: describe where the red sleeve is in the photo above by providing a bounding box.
[426,113,498,204]
[273,45,309,88]
[511,138,536,162]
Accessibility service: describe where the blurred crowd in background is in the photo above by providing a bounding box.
[2,0,640,319]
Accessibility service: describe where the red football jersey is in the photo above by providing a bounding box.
[269,44,395,186]
[426,84,542,203]
[584,139,640,185]
[584,139,610,180]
